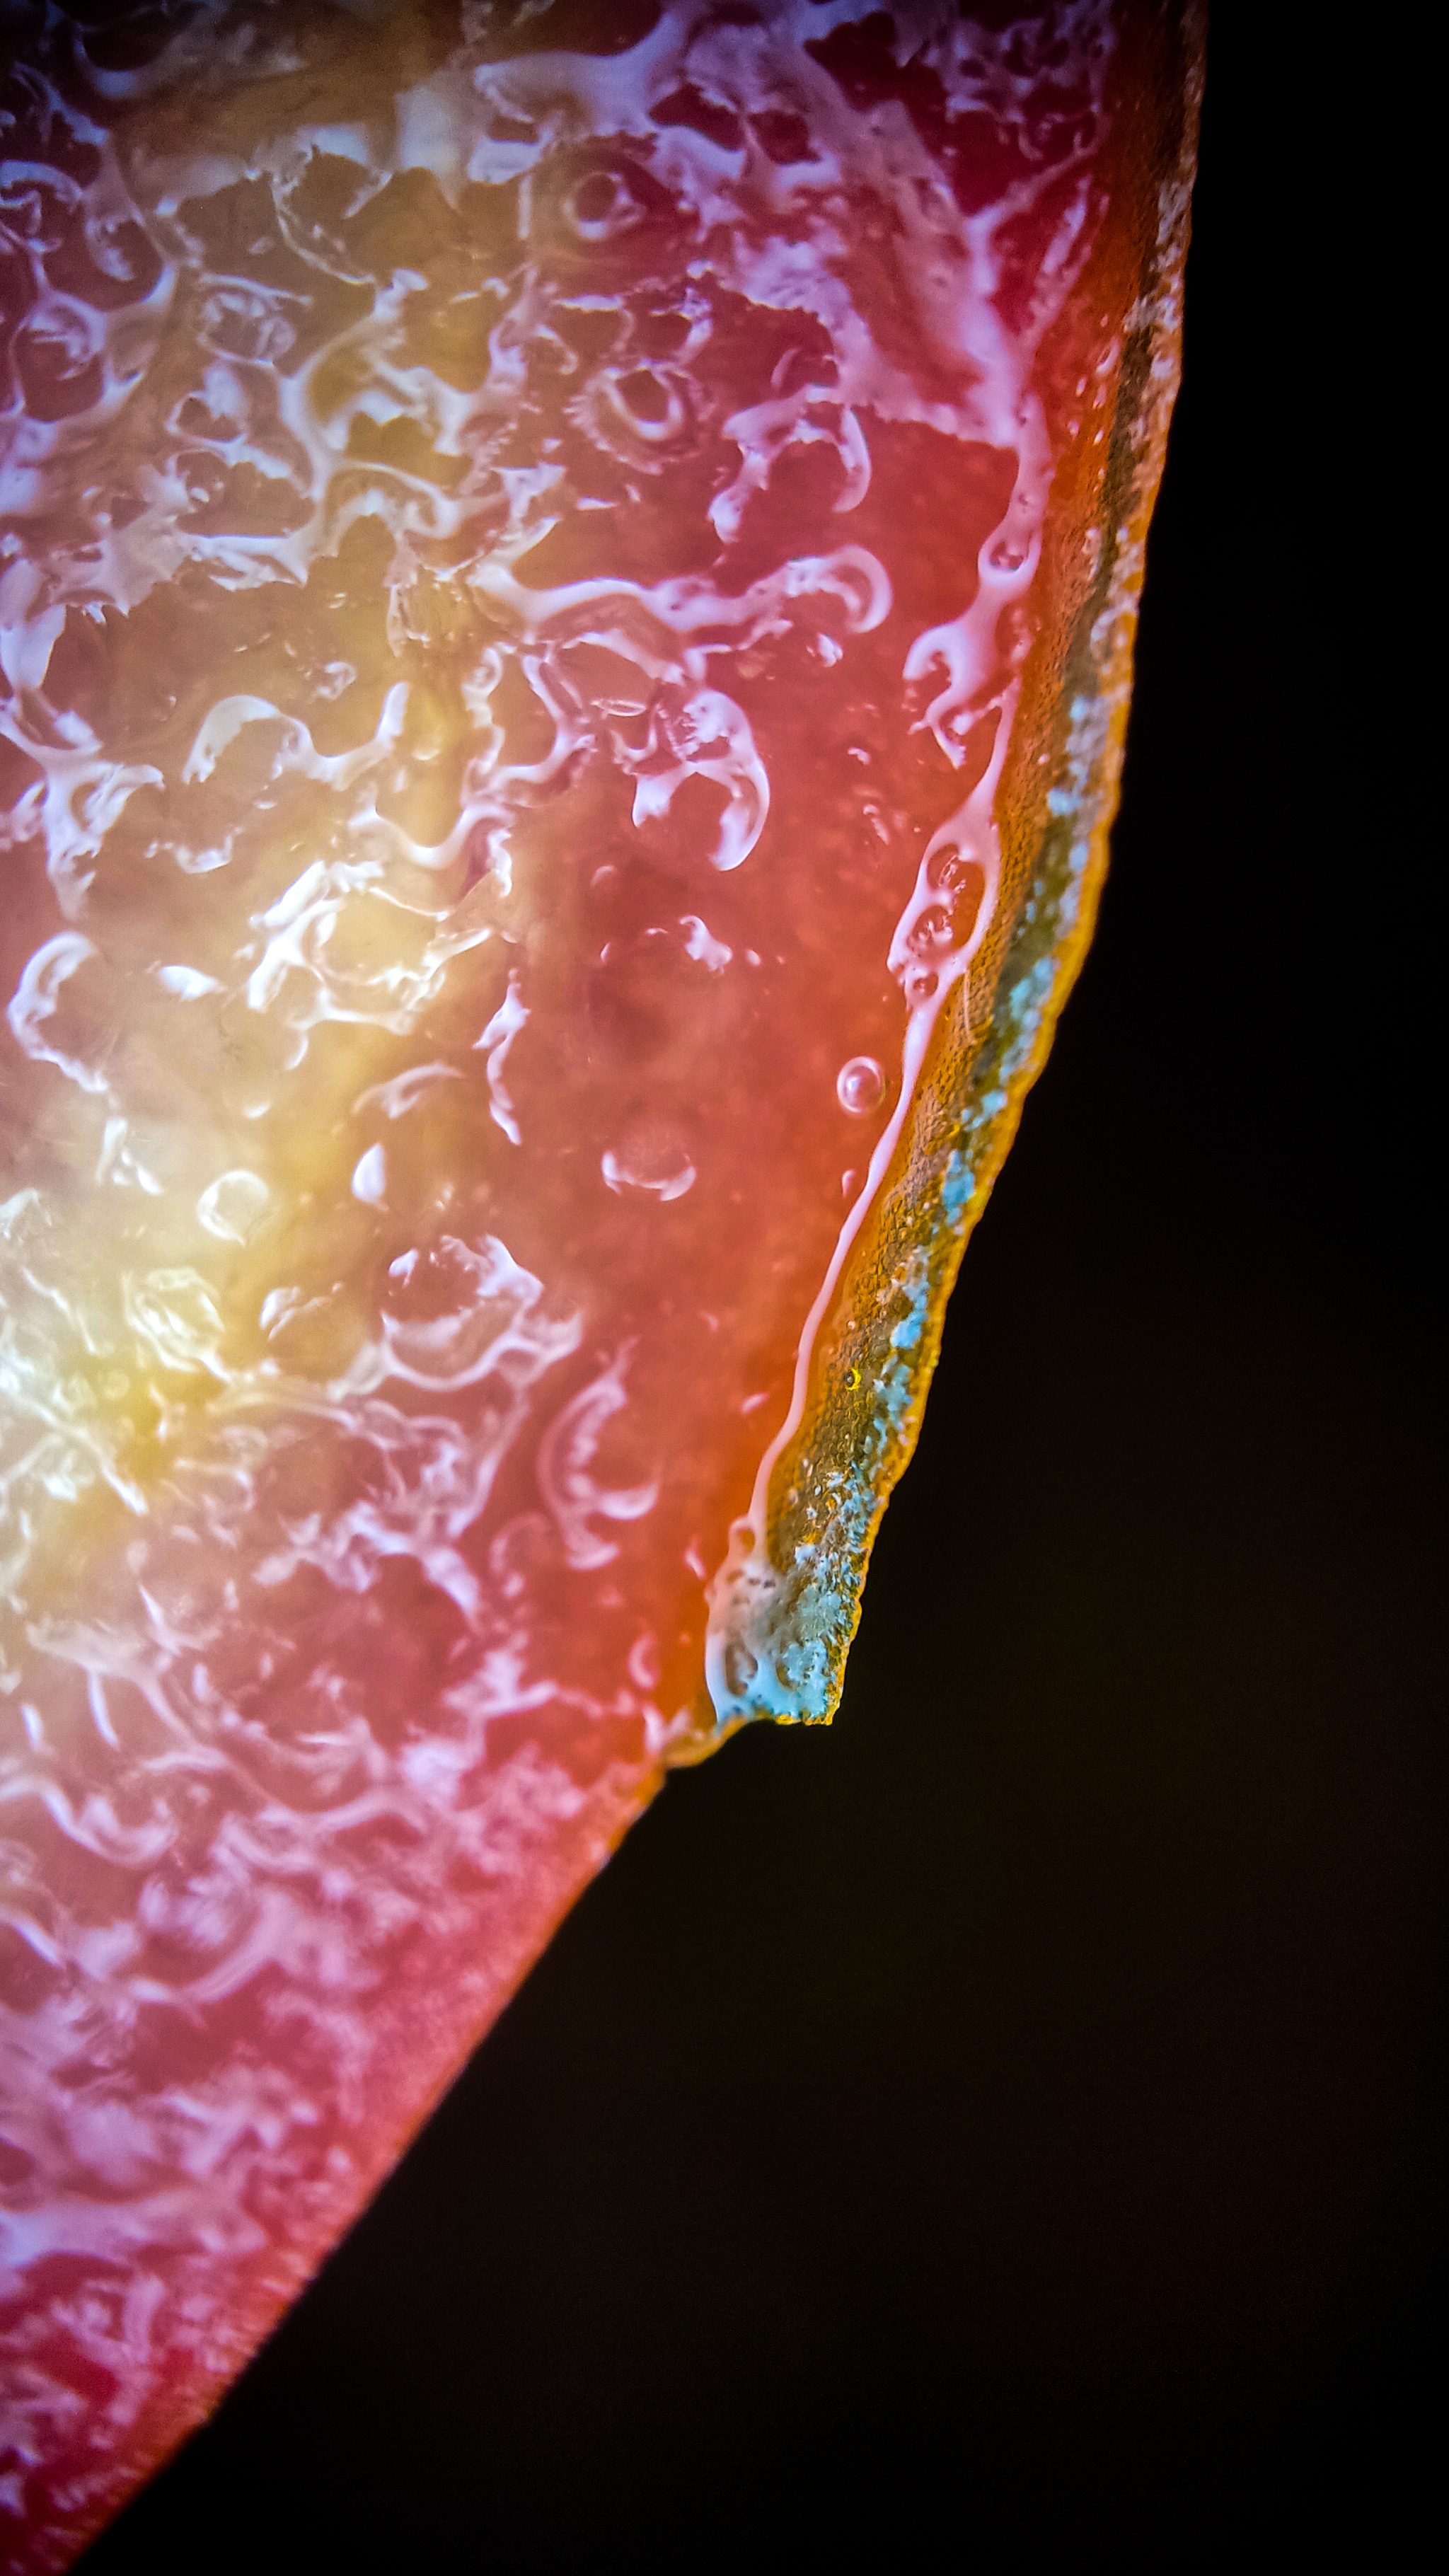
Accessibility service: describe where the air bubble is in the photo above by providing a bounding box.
[910,905,952,952]
[566,168,641,243]
[836,1056,885,1116]
[925,850,987,940]
[615,368,671,424]
[906,967,940,1007]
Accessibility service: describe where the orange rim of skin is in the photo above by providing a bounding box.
[689,3,1206,1755]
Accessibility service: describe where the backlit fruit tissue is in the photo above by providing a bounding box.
[0,3,1203,2563]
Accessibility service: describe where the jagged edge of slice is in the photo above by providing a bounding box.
[679,1,1207,1757]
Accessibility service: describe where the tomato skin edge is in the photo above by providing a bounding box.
[686,1,1208,1757]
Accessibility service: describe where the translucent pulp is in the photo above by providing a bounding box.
[0,6,1201,2564]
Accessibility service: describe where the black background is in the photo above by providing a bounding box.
[86,8,1443,2566]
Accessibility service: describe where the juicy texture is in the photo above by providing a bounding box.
[0,5,1201,2565]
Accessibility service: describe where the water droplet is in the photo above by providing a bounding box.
[197,1169,269,1244]
[352,1144,387,1206]
[836,1055,885,1116]
[679,913,733,973]
[906,966,940,1007]
[156,962,222,999]
[587,363,694,459]
[724,1641,758,1697]
[601,1133,695,1200]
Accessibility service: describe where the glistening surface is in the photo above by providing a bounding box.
[0,6,1199,2566]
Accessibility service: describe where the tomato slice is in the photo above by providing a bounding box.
[0,5,1202,2563]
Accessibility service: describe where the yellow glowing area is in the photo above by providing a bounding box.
[0,5,1201,2563]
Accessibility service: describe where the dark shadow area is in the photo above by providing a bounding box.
[86,8,1442,2567]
